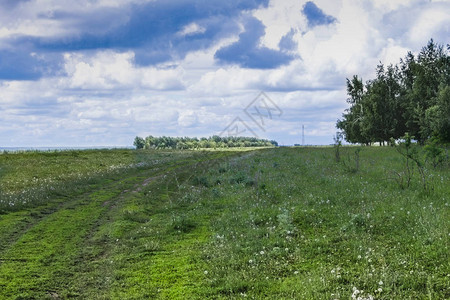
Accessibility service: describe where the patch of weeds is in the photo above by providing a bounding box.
[342,147,362,173]
[390,133,430,190]
[333,132,343,162]
[245,179,256,187]
[229,172,255,186]
[217,277,250,296]
[293,209,323,230]
[218,166,228,173]
[138,240,160,253]
[251,210,277,227]
[424,137,448,168]
[123,209,149,223]
[171,215,197,233]
[340,213,369,233]
[192,176,210,187]
[229,172,247,185]
[180,192,198,204]
[277,209,295,233]
[211,188,221,199]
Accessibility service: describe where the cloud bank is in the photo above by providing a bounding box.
[0,0,448,146]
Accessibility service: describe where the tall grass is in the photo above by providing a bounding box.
[163,147,449,298]
[0,147,448,299]
[0,149,212,212]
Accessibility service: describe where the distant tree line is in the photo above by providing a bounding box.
[337,39,450,145]
[133,135,278,149]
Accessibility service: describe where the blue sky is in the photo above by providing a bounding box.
[0,0,449,147]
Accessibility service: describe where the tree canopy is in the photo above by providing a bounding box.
[337,39,450,145]
[133,135,278,149]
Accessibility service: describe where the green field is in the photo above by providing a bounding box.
[0,147,448,299]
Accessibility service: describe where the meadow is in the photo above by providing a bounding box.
[0,147,448,299]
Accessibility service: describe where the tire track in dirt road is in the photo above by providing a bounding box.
[0,164,171,298]
[67,152,247,298]
[0,151,246,298]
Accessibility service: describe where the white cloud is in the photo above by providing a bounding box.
[140,67,186,90]
[371,0,412,12]
[177,23,206,36]
[304,0,377,76]
[63,51,137,89]
[379,38,410,66]
[253,0,306,49]
[177,110,198,127]
[62,51,186,90]
[190,67,261,96]
[1,0,449,147]
[0,0,140,40]
[407,5,450,46]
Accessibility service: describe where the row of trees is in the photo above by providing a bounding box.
[133,135,278,149]
[337,39,449,145]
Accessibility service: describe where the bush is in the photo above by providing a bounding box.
[192,176,210,187]
[424,137,447,168]
[171,215,196,233]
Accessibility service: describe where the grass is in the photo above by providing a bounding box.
[0,147,448,299]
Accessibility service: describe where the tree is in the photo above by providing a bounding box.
[362,64,404,144]
[133,136,145,149]
[337,39,449,145]
[133,135,277,149]
[336,75,370,144]
[402,39,447,143]
[425,85,450,142]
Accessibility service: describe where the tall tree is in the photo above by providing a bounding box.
[403,39,447,143]
[337,39,449,145]
[424,85,450,142]
[133,136,145,149]
[337,75,370,144]
[362,64,404,144]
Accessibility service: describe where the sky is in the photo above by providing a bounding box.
[0,0,449,147]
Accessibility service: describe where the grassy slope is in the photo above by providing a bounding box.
[0,147,448,299]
